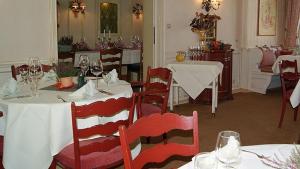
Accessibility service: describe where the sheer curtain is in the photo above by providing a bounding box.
[284,0,300,48]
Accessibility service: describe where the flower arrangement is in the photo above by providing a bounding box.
[261,146,300,169]
[190,12,221,31]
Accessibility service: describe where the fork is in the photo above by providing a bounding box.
[242,149,270,159]
[57,95,67,102]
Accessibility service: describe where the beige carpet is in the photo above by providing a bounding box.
[58,90,300,169]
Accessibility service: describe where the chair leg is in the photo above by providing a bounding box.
[278,100,287,128]
[49,160,56,169]
[294,106,298,121]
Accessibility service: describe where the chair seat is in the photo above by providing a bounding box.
[55,136,122,169]
[141,103,162,117]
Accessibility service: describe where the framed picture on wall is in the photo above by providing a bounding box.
[257,0,277,36]
[100,2,118,33]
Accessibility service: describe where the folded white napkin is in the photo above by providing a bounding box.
[193,152,216,169]
[0,78,18,97]
[218,136,240,161]
[103,69,119,84]
[69,80,98,98]
[41,69,57,82]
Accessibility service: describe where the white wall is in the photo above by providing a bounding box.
[58,0,143,48]
[0,0,57,64]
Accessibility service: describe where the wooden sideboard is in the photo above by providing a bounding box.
[189,49,233,104]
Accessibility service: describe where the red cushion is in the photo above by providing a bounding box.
[55,137,122,169]
[259,65,273,73]
[141,103,162,117]
[260,49,276,68]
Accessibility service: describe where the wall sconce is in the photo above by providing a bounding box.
[201,0,221,12]
[132,3,143,19]
[70,0,86,14]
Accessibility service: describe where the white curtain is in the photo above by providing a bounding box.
[0,0,58,64]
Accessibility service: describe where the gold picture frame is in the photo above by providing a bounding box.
[257,0,277,36]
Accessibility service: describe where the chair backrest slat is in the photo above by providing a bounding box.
[119,111,199,169]
[75,97,133,118]
[78,120,129,138]
[79,136,120,156]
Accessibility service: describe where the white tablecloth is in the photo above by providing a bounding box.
[272,55,300,74]
[0,80,138,169]
[179,144,294,169]
[74,49,141,67]
[290,79,300,108]
[168,61,223,100]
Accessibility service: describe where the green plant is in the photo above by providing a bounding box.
[55,62,79,78]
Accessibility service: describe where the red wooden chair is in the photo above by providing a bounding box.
[11,64,54,80]
[100,48,123,79]
[278,60,299,128]
[133,67,172,119]
[50,95,136,169]
[119,111,199,169]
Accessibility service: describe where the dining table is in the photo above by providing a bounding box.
[74,48,141,67]
[179,144,294,169]
[290,79,300,108]
[167,61,223,114]
[0,77,140,169]
[272,55,300,74]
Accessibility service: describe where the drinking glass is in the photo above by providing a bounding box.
[79,55,89,76]
[215,131,241,168]
[90,59,103,88]
[28,57,43,96]
[19,67,29,84]
[194,152,217,169]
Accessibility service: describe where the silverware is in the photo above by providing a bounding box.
[98,89,113,95]
[57,95,67,102]
[2,95,31,100]
[242,149,270,159]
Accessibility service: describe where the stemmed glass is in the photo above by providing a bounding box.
[79,55,90,76]
[19,66,29,84]
[90,59,103,88]
[215,131,241,168]
[28,57,43,96]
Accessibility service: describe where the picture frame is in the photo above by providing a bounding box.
[257,0,277,36]
[99,2,119,33]
[206,21,217,40]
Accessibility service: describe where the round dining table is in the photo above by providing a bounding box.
[179,144,294,169]
[0,78,139,169]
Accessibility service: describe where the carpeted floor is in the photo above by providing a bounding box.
[114,89,300,168]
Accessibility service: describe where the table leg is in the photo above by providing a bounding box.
[212,79,216,114]
[169,81,174,112]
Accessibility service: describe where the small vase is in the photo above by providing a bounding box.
[60,77,73,87]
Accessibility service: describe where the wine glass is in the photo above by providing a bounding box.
[28,57,43,96]
[79,55,89,76]
[215,131,241,168]
[90,59,103,88]
[19,66,29,84]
